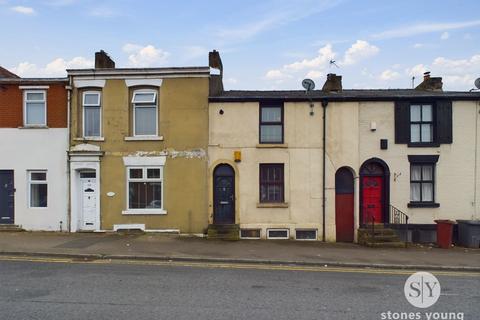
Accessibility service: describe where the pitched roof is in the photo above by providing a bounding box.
[0,66,19,79]
[210,89,480,102]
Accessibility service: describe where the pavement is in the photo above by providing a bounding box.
[0,231,479,271]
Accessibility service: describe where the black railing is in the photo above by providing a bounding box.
[388,205,409,247]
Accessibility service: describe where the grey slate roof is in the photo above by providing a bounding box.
[210,89,480,102]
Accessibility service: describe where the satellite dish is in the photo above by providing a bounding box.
[302,78,315,91]
[475,78,480,89]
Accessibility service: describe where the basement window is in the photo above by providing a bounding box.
[240,229,261,239]
[295,229,317,241]
[267,229,289,240]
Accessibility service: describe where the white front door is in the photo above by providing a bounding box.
[80,172,97,230]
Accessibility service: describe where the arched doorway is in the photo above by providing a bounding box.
[213,164,235,224]
[360,158,390,226]
[335,167,354,242]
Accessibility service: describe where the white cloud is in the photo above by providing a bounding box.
[440,32,449,40]
[10,56,93,77]
[372,20,480,40]
[216,0,341,43]
[413,43,424,49]
[305,70,323,79]
[341,40,379,66]
[379,69,400,81]
[122,43,169,67]
[11,6,35,15]
[284,44,335,71]
[265,69,290,80]
[405,53,480,90]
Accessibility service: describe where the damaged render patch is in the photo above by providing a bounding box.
[124,149,206,159]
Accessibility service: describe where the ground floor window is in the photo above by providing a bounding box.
[410,163,435,202]
[127,167,163,210]
[28,171,47,208]
[259,164,284,203]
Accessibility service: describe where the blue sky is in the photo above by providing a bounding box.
[1,0,479,91]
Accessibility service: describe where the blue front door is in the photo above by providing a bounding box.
[0,170,14,224]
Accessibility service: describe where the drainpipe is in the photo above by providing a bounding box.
[66,78,72,232]
[321,99,328,242]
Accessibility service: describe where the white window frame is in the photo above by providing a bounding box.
[82,91,102,138]
[27,170,48,209]
[23,90,47,127]
[132,89,158,137]
[267,228,289,240]
[124,166,165,215]
[295,229,318,241]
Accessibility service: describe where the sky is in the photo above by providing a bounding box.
[1,0,479,91]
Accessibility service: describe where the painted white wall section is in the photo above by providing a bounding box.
[0,128,68,231]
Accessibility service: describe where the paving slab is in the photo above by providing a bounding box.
[0,232,478,271]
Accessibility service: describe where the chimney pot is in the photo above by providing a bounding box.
[322,73,342,92]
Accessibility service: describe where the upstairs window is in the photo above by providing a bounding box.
[259,164,284,203]
[410,104,433,143]
[260,102,283,144]
[24,91,46,126]
[83,91,101,137]
[132,90,157,136]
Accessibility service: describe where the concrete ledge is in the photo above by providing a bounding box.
[1,251,479,273]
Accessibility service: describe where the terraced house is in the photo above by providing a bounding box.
[0,67,69,231]
[208,71,480,243]
[67,51,212,233]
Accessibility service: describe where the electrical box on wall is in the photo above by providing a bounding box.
[234,151,241,162]
[380,139,388,150]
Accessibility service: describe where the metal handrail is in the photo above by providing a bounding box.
[388,205,409,247]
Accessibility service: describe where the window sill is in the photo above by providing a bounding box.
[407,202,440,208]
[256,143,288,148]
[124,136,164,141]
[18,125,49,129]
[407,142,440,148]
[74,137,105,142]
[257,202,289,208]
[122,209,167,215]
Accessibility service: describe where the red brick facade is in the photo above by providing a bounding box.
[0,82,68,128]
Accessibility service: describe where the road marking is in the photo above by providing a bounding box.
[0,255,478,277]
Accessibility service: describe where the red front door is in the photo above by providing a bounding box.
[362,176,383,224]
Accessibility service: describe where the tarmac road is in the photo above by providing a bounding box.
[0,257,478,320]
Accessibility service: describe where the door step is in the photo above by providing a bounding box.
[0,224,24,232]
[358,227,406,248]
[207,224,240,240]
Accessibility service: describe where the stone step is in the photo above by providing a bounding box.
[358,228,397,236]
[207,224,240,240]
[0,224,23,232]
[359,234,401,242]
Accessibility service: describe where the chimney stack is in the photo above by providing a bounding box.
[415,71,442,91]
[322,73,342,92]
[95,50,115,69]
[209,50,224,96]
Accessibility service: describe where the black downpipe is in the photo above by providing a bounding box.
[321,99,328,242]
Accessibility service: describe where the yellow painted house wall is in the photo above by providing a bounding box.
[70,77,209,233]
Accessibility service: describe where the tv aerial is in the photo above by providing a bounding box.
[329,59,339,68]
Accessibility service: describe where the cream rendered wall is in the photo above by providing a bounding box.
[209,102,325,239]
[209,99,480,241]
[0,128,68,231]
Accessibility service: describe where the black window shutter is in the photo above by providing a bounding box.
[394,101,410,144]
[436,100,452,144]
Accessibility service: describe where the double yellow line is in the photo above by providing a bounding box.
[0,255,478,277]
